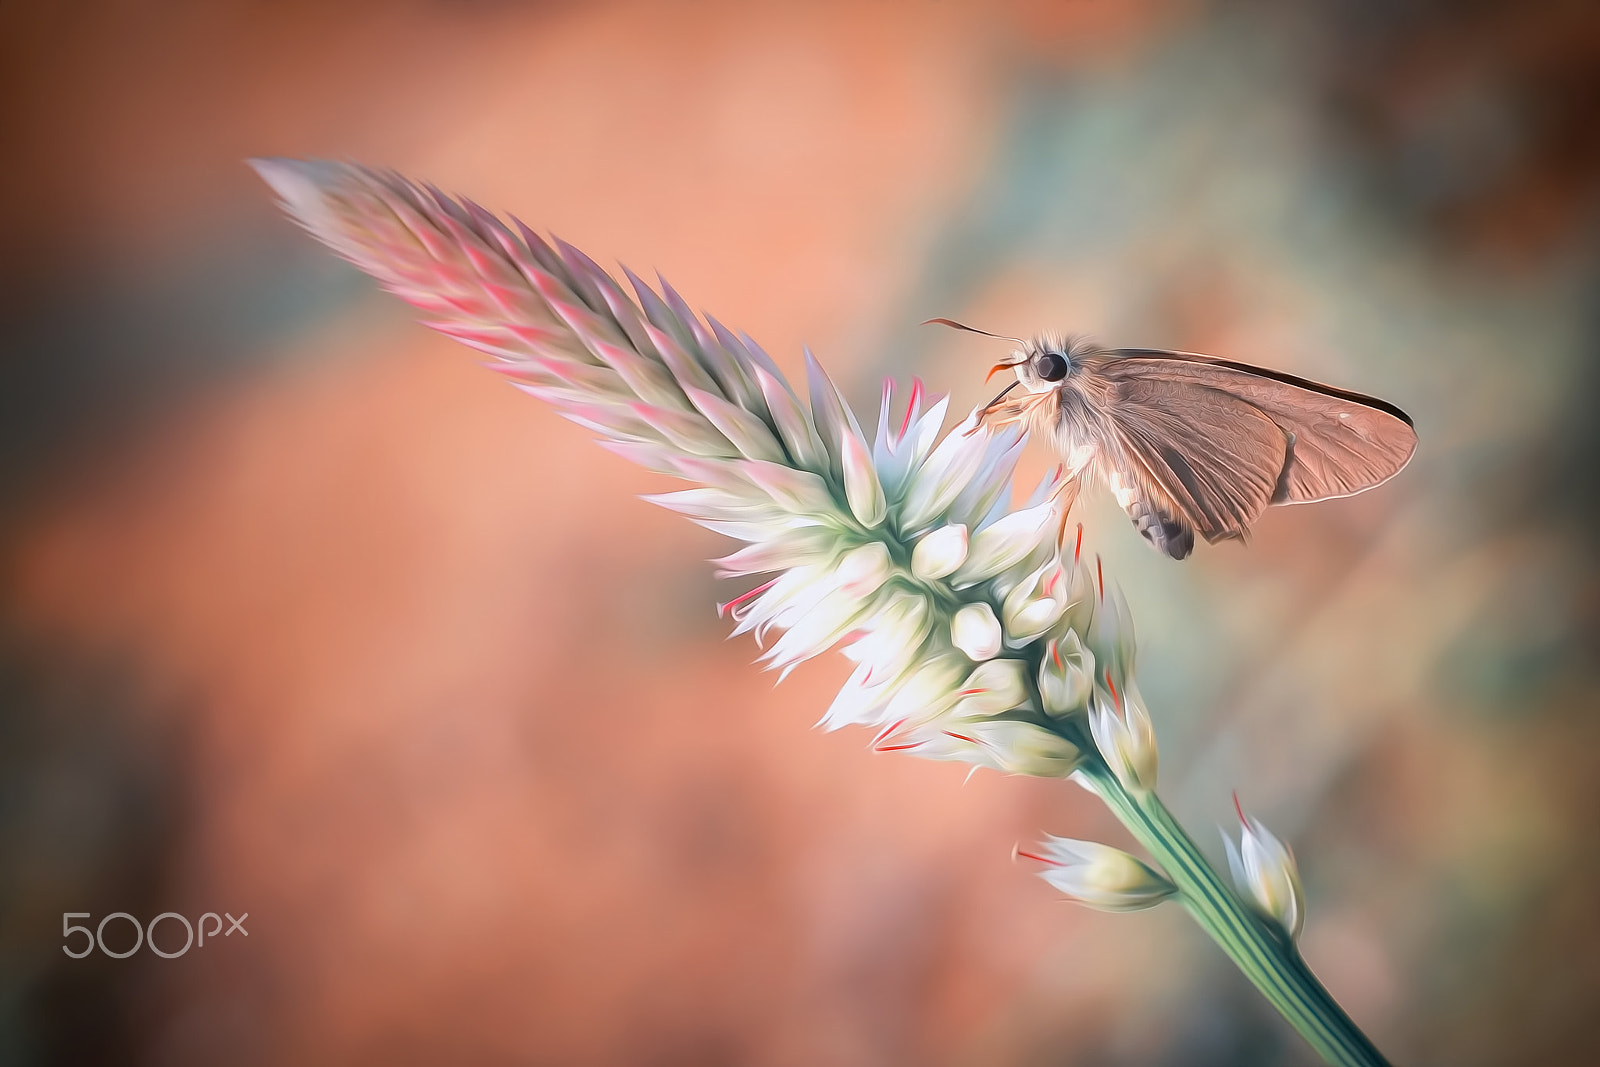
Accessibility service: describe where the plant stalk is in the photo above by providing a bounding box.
[1078,760,1391,1067]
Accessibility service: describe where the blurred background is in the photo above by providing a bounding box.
[2,1,1597,1064]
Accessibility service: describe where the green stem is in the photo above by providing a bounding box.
[1078,760,1391,1067]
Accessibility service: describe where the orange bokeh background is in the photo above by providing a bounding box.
[3,3,1598,1064]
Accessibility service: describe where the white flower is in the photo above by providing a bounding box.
[881,720,1082,777]
[1002,555,1069,644]
[1087,675,1159,793]
[898,413,993,531]
[1038,630,1094,717]
[950,603,1002,660]
[1023,836,1176,912]
[949,502,1058,588]
[951,657,1030,716]
[838,591,931,687]
[873,379,948,496]
[1224,801,1305,940]
[878,653,974,727]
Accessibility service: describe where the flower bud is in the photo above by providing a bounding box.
[1025,836,1176,912]
[1085,577,1137,684]
[948,503,1056,588]
[950,603,1003,661]
[911,523,968,580]
[1038,630,1095,717]
[1057,558,1097,639]
[1087,677,1158,793]
[1224,805,1305,940]
[1002,557,1068,644]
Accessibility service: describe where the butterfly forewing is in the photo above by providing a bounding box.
[1103,351,1417,504]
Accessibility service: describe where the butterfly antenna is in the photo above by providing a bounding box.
[922,317,1026,345]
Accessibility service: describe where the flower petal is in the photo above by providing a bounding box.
[840,429,887,527]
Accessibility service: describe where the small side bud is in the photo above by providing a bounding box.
[1224,803,1305,941]
[1025,836,1176,912]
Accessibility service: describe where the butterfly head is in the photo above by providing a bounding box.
[1003,334,1101,394]
[1008,337,1069,393]
[922,319,1097,427]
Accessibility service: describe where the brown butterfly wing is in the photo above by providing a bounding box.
[1097,376,1288,546]
[1106,350,1417,503]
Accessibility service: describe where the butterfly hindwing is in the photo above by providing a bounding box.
[1095,375,1288,546]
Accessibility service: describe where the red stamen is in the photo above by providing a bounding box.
[1233,790,1247,825]
[1044,566,1061,597]
[1105,671,1120,710]
[958,688,988,697]
[1050,639,1063,671]
[1015,850,1055,866]
[1073,524,1084,566]
[871,718,907,748]
[943,731,978,744]
[898,378,923,442]
[876,742,924,752]
[717,577,778,618]
[1096,555,1104,601]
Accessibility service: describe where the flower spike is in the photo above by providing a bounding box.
[259,158,1396,1067]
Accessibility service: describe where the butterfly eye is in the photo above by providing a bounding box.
[1034,351,1069,382]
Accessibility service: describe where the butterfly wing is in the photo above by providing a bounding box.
[1106,350,1417,503]
[1094,375,1288,551]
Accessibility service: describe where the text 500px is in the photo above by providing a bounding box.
[62,912,248,958]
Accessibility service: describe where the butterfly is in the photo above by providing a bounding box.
[930,320,1418,560]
